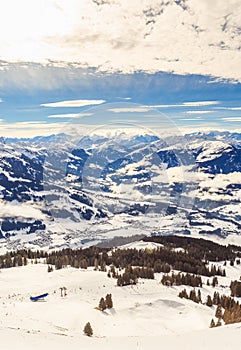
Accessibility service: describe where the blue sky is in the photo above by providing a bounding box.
[0,0,241,137]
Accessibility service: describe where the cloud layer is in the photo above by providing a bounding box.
[41,99,105,107]
[0,0,241,81]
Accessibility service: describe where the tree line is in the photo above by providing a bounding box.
[0,236,232,279]
[143,235,241,262]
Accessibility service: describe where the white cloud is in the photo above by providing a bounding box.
[48,113,93,118]
[109,107,151,113]
[41,99,105,107]
[185,110,214,114]
[221,117,241,122]
[147,101,219,108]
[0,121,67,137]
[180,118,203,121]
[0,201,45,220]
[147,105,178,108]
[182,101,219,107]
[0,1,241,81]
[0,118,241,139]
[0,98,3,102]
[215,107,241,111]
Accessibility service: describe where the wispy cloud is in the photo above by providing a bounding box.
[185,110,214,114]
[48,113,93,119]
[116,97,132,100]
[41,99,105,108]
[147,101,219,108]
[180,117,203,121]
[215,107,241,111]
[0,121,67,137]
[227,107,241,111]
[182,101,219,107]
[221,117,241,122]
[109,107,151,113]
[147,105,178,108]
[0,98,3,102]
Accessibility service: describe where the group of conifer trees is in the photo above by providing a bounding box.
[178,288,202,303]
[230,280,241,297]
[177,285,241,327]
[0,238,233,280]
[210,294,241,327]
[161,272,203,287]
[144,235,241,262]
[98,294,113,310]
[111,265,155,287]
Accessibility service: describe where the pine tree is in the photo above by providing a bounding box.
[99,297,106,311]
[47,265,53,273]
[212,276,218,287]
[117,275,124,286]
[189,289,198,303]
[215,304,223,319]
[110,265,116,278]
[213,291,221,305]
[206,295,213,307]
[210,319,215,328]
[84,322,93,337]
[105,294,113,309]
[197,289,202,303]
[178,289,188,299]
[94,258,99,271]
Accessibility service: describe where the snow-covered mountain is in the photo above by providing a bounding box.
[0,131,241,251]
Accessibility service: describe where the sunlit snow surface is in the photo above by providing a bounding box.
[0,257,241,350]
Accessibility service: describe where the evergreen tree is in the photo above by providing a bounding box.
[212,276,218,287]
[99,297,107,311]
[84,322,93,337]
[47,265,53,273]
[210,319,215,328]
[105,294,113,309]
[189,289,198,303]
[110,265,116,278]
[213,291,221,305]
[206,295,213,307]
[215,304,223,319]
[117,275,124,287]
[178,289,188,299]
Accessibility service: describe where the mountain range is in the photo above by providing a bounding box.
[0,131,240,251]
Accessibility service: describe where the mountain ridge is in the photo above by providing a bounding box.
[0,131,240,251]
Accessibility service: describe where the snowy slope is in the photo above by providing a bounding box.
[117,240,164,250]
[0,262,241,350]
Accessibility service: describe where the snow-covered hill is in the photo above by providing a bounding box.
[0,131,241,250]
[0,260,241,350]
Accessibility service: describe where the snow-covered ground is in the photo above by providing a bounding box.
[117,240,164,250]
[0,260,241,350]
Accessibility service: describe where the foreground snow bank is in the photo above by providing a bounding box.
[0,263,240,350]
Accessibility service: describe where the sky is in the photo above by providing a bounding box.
[0,0,241,137]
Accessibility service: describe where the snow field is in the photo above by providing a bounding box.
[0,260,240,349]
